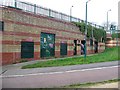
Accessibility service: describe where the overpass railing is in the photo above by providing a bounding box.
[1,0,104,29]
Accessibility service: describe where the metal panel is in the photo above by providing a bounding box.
[41,33,55,58]
[81,40,86,55]
[21,42,34,58]
[60,43,67,56]
[90,39,93,46]
[0,21,4,31]
[94,41,98,53]
[73,40,77,55]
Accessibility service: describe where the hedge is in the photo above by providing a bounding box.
[112,33,120,39]
[73,22,106,42]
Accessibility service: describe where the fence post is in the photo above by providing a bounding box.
[49,9,51,17]
[60,13,62,20]
[15,0,17,8]
[34,4,36,14]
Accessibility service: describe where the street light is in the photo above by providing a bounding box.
[116,26,118,47]
[107,9,111,33]
[70,5,74,22]
[84,0,91,59]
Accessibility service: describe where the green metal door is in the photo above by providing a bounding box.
[41,33,55,58]
[21,42,34,58]
[60,42,67,56]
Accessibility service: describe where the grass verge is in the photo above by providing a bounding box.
[63,78,120,88]
[22,46,119,69]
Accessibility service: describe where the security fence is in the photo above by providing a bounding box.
[1,0,104,29]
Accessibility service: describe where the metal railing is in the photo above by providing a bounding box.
[1,0,104,29]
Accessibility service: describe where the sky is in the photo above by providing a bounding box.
[1,0,120,26]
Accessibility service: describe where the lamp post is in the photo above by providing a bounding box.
[116,26,119,47]
[84,0,91,59]
[107,9,111,33]
[70,5,73,22]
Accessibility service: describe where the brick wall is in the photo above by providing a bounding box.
[1,7,105,65]
[106,38,120,48]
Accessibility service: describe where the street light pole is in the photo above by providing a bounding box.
[107,9,111,33]
[117,26,119,47]
[70,6,73,22]
[84,0,91,59]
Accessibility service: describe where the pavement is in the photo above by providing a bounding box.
[1,55,89,75]
[2,62,119,88]
[1,56,119,88]
[89,82,119,88]
[1,57,119,77]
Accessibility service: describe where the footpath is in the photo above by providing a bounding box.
[1,59,119,77]
[1,56,119,88]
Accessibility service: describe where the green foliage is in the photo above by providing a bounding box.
[22,47,119,69]
[112,33,120,39]
[64,79,120,88]
[73,22,106,42]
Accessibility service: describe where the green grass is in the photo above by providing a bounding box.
[63,78,120,88]
[22,47,120,69]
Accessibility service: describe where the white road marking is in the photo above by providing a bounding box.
[1,65,119,78]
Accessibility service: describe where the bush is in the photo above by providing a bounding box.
[112,33,120,39]
[73,22,106,42]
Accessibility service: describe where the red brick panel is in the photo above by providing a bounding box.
[55,51,60,58]
[2,52,13,65]
[87,50,94,54]
[34,52,40,60]
[67,51,74,56]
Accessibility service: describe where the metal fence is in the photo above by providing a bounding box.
[1,0,104,29]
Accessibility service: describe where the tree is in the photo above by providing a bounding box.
[73,22,106,42]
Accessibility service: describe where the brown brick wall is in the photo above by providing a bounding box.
[1,7,105,65]
[106,39,120,47]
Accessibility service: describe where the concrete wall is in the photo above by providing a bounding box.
[1,7,105,65]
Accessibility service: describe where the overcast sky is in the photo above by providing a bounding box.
[1,0,120,26]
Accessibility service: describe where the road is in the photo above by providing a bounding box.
[2,61,119,88]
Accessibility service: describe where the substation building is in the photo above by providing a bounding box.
[0,0,105,65]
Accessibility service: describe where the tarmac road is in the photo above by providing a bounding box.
[2,63,119,88]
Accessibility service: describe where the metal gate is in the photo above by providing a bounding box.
[94,41,98,53]
[21,42,34,58]
[81,40,86,55]
[40,33,55,58]
[74,40,77,55]
[60,42,67,56]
